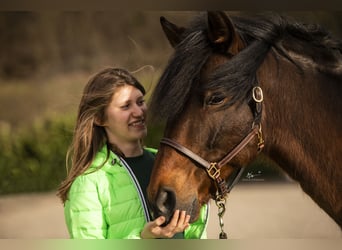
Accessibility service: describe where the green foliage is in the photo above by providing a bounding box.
[144,122,165,149]
[0,114,75,194]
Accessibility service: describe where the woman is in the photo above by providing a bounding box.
[57,67,208,239]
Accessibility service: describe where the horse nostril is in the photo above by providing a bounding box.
[156,187,176,220]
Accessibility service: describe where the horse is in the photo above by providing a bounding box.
[147,11,342,231]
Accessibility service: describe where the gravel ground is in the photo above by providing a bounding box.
[0,183,340,239]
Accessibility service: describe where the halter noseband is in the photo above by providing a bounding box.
[160,86,264,238]
[161,125,262,196]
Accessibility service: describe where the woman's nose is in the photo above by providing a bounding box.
[132,104,145,116]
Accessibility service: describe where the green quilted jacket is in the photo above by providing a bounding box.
[64,145,209,239]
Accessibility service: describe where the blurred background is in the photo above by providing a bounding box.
[0,11,341,238]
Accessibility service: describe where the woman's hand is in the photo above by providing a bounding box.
[140,210,190,239]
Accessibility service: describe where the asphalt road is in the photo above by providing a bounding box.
[0,183,340,239]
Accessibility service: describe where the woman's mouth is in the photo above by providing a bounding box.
[129,119,145,128]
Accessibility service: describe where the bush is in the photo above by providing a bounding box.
[0,114,74,194]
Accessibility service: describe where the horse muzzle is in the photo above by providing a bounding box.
[149,186,199,224]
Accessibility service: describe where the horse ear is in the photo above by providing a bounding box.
[160,16,185,48]
[207,11,244,55]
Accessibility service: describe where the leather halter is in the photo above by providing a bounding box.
[161,125,262,196]
[160,86,264,200]
[159,86,264,239]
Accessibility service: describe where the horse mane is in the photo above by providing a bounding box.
[149,12,342,123]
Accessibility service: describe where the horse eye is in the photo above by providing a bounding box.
[206,95,225,106]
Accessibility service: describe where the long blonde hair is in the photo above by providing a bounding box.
[57,67,146,203]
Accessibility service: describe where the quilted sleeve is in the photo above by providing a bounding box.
[184,203,209,239]
[64,173,107,239]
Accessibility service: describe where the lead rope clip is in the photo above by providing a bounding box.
[215,196,228,239]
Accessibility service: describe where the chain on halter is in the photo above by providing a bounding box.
[216,195,228,239]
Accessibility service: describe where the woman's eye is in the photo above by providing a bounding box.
[138,99,145,106]
[121,104,130,109]
[206,95,225,105]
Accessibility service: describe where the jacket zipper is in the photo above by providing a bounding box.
[119,157,151,222]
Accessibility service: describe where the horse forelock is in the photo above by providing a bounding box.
[149,19,211,123]
[205,40,271,108]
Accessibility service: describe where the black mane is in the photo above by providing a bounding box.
[149,12,342,123]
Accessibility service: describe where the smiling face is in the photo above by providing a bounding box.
[103,84,147,146]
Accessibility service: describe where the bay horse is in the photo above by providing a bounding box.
[147,11,342,231]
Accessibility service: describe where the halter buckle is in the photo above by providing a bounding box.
[207,162,221,179]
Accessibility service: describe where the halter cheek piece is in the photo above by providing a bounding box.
[160,86,264,239]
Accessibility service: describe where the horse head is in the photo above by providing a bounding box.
[147,11,266,223]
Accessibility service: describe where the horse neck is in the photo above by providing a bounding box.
[259,52,342,225]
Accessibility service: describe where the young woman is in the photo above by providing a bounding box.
[57,67,208,239]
